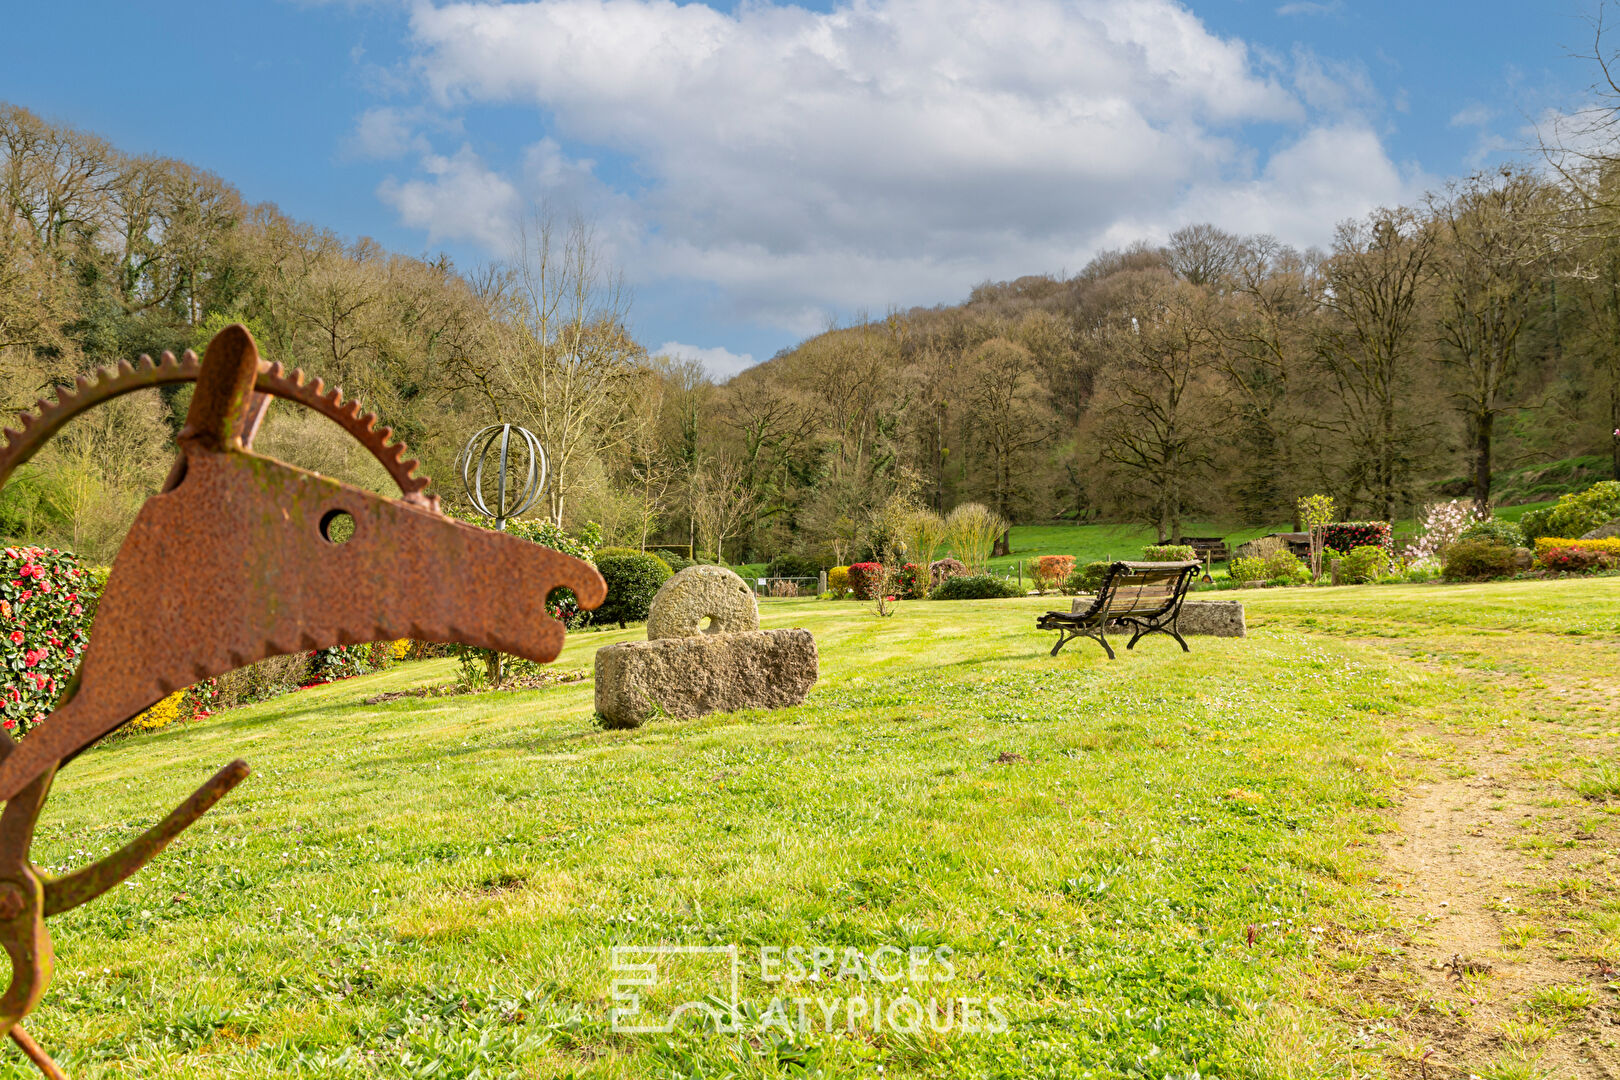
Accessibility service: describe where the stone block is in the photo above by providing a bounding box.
[594,628,817,729]
[1069,598,1246,637]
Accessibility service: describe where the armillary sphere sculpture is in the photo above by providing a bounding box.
[456,423,547,530]
[0,325,604,1077]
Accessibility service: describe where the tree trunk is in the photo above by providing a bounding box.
[1472,410,1493,510]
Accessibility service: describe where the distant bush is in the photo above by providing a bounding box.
[593,546,645,560]
[1032,555,1075,593]
[1142,544,1195,562]
[1066,561,1110,594]
[827,566,851,596]
[1232,536,1284,562]
[1541,481,1620,540]
[929,574,1023,600]
[895,563,927,599]
[1533,536,1620,560]
[1263,549,1310,584]
[766,553,821,579]
[929,558,966,585]
[847,562,884,600]
[1339,544,1387,584]
[1517,505,1553,543]
[1228,556,1268,583]
[593,551,673,626]
[1442,539,1519,581]
[1538,545,1615,574]
[656,551,696,573]
[1322,521,1391,555]
[1457,518,1524,548]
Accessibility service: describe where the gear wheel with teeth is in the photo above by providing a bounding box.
[0,350,436,508]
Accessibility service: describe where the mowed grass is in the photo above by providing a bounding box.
[12,585,1588,1078]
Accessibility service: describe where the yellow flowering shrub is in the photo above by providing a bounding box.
[129,691,189,733]
[1533,536,1620,559]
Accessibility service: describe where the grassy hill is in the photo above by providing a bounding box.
[19,578,1620,1076]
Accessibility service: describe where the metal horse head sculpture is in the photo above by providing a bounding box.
[0,326,604,1076]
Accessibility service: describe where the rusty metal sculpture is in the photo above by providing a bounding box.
[0,325,604,1076]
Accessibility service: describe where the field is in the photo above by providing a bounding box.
[7,579,1620,1077]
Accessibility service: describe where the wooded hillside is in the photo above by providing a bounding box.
[5,101,1620,566]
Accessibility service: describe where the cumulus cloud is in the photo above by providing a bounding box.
[377,145,520,250]
[366,0,1418,329]
[655,341,758,380]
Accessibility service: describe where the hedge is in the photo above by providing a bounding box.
[593,551,673,626]
[929,574,1022,600]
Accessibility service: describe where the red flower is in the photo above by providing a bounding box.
[8,631,21,645]
[1,720,14,731]
[18,591,31,602]
[69,604,81,617]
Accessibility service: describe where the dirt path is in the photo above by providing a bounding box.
[1340,643,1620,1078]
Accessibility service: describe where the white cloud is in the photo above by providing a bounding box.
[368,0,1416,329]
[1449,104,1496,128]
[655,341,757,380]
[377,145,520,250]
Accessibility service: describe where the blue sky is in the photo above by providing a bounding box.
[0,1,1595,377]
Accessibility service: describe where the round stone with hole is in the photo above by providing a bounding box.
[645,565,760,640]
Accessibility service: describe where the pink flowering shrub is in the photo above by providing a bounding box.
[847,562,884,600]
[0,547,91,737]
[1321,521,1392,557]
[1405,500,1488,569]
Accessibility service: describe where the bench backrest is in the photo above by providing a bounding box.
[1096,560,1199,620]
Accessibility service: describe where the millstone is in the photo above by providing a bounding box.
[646,565,760,640]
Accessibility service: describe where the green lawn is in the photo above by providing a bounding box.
[12,578,1620,1077]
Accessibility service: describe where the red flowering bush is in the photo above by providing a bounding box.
[1538,546,1615,574]
[895,563,926,599]
[0,547,91,737]
[1032,555,1076,594]
[1321,521,1392,556]
[847,562,884,600]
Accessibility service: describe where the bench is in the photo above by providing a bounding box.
[1178,535,1229,563]
[1035,560,1201,660]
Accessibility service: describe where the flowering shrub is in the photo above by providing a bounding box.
[1405,501,1488,568]
[895,563,927,599]
[1533,536,1620,561]
[827,566,851,596]
[1321,522,1391,556]
[0,547,91,737]
[928,558,966,586]
[1030,555,1075,594]
[129,690,192,733]
[847,562,884,600]
[1539,546,1615,574]
[1142,544,1196,562]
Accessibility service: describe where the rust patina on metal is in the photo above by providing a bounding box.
[0,325,604,1076]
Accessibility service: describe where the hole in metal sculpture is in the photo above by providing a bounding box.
[320,509,356,544]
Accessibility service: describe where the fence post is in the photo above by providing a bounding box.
[818,570,827,594]
[1330,558,1342,587]
[1017,561,1022,589]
